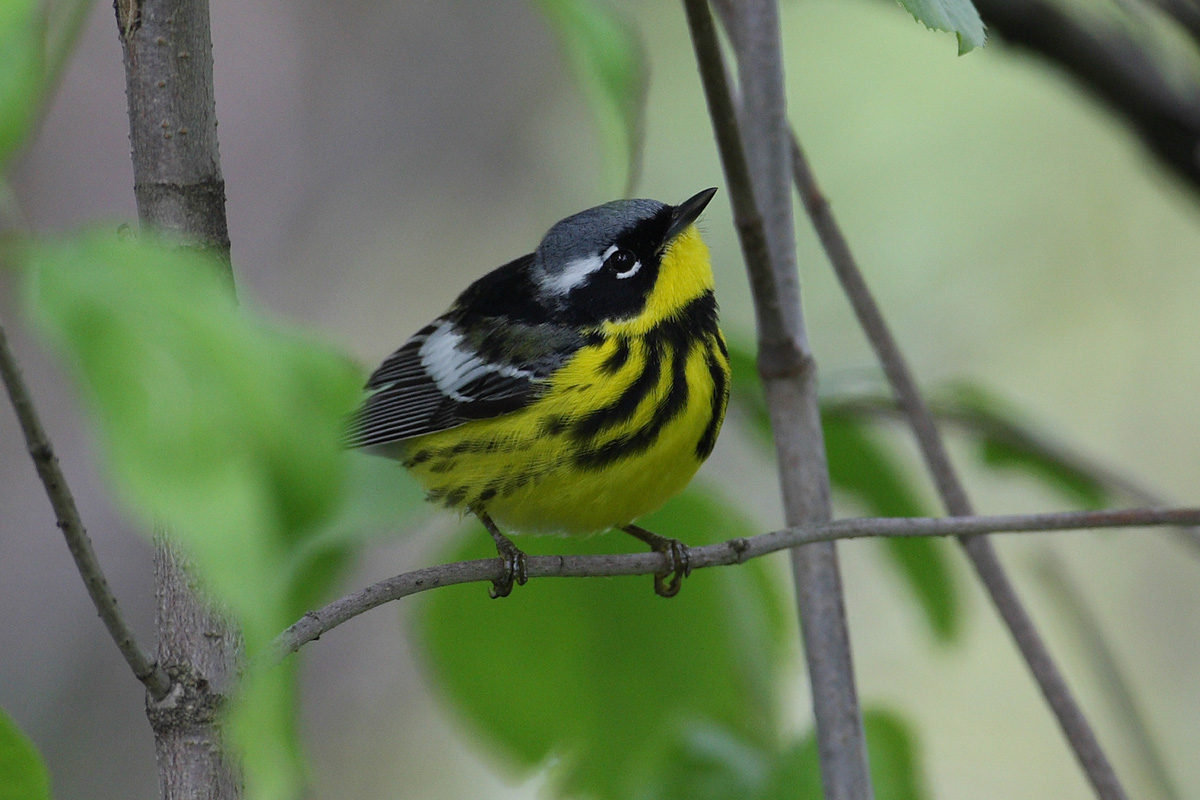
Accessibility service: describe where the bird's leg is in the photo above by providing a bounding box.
[622,524,692,598]
[476,510,528,599]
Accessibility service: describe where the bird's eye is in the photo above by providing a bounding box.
[604,248,641,279]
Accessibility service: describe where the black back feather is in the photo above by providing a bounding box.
[346,255,585,448]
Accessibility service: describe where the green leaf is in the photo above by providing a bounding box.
[946,384,1111,509]
[533,0,647,194]
[643,722,780,800]
[416,487,787,800]
[823,411,927,520]
[863,709,928,800]
[823,410,959,643]
[878,535,958,641]
[24,231,362,611]
[895,0,986,55]
[771,708,928,800]
[229,666,304,800]
[0,0,45,166]
[648,708,928,800]
[21,230,424,800]
[979,437,1108,509]
[960,386,1108,510]
[765,734,823,800]
[0,707,51,800]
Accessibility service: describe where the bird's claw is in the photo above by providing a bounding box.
[653,537,691,598]
[624,525,692,598]
[488,535,529,599]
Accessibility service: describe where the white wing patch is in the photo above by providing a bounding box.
[419,322,533,402]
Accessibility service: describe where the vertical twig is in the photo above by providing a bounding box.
[682,2,874,798]
[114,1,240,798]
[0,316,171,700]
[790,133,1130,800]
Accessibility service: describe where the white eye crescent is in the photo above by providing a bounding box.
[603,244,641,279]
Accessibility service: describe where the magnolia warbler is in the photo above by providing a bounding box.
[348,189,729,597]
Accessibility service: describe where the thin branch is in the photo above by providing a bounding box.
[679,0,774,325]
[1034,553,1184,800]
[683,2,871,797]
[791,132,1132,800]
[272,506,1200,661]
[0,315,171,700]
[829,394,1200,555]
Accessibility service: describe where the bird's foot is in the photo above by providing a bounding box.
[477,511,528,599]
[623,524,692,598]
[489,535,529,599]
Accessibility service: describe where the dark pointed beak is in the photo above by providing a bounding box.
[663,187,718,244]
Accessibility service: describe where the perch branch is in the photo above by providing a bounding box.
[272,506,1200,661]
[828,394,1200,555]
[0,315,171,699]
[791,131,1130,800]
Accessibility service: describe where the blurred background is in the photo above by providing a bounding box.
[2,0,1199,797]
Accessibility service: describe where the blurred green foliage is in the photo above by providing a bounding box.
[640,707,927,800]
[0,0,43,169]
[20,231,423,800]
[417,488,790,800]
[0,707,50,800]
[533,0,647,194]
[823,410,959,642]
[944,384,1112,509]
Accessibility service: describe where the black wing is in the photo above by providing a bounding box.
[346,256,584,449]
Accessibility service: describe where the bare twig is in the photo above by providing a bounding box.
[683,2,871,797]
[791,133,1131,800]
[1034,553,1183,800]
[829,394,1200,555]
[272,506,1200,661]
[0,315,171,700]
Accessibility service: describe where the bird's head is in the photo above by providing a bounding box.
[531,188,718,332]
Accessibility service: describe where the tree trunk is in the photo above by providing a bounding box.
[114,0,240,796]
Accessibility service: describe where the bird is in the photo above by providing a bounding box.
[347,188,729,598]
